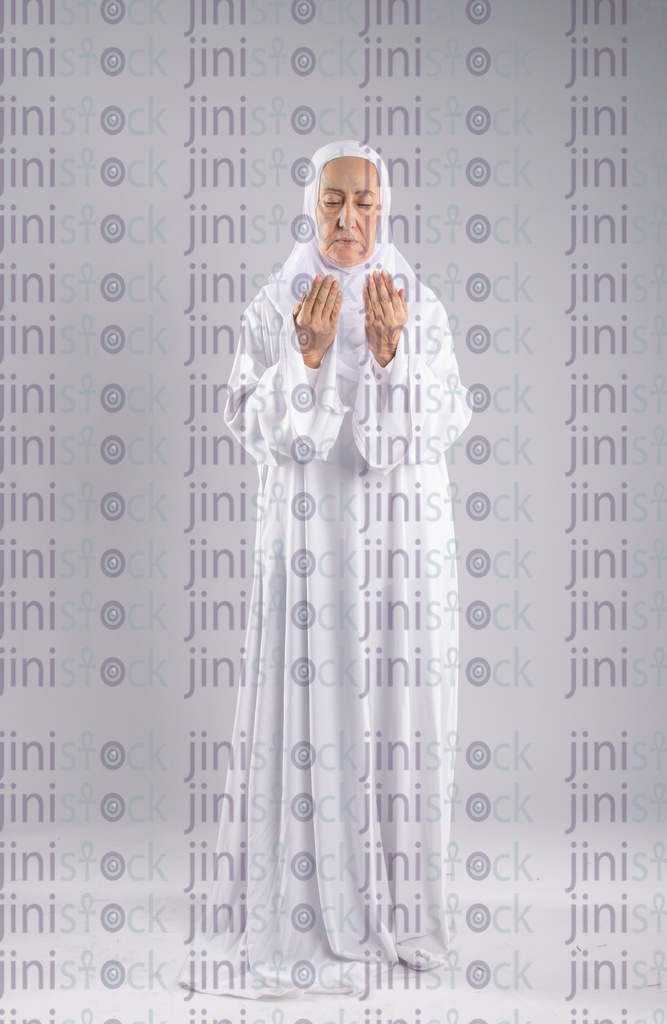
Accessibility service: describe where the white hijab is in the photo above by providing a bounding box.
[264,140,421,379]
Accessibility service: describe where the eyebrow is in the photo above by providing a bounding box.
[319,185,378,196]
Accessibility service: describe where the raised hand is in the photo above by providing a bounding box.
[363,269,408,367]
[292,273,343,369]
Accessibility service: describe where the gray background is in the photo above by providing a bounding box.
[5,0,664,1019]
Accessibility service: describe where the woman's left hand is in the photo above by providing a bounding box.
[363,269,409,367]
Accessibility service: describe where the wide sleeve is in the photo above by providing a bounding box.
[351,302,473,475]
[223,293,348,467]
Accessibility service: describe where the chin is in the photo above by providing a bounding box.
[327,246,368,268]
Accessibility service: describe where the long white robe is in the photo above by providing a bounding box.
[178,284,473,998]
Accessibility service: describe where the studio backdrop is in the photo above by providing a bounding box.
[4,1,665,1021]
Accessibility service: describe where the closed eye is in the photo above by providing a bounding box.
[322,200,374,207]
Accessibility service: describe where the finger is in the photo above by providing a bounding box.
[362,279,373,317]
[375,271,393,309]
[299,274,322,320]
[322,281,338,318]
[367,272,380,307]
[329,290,343,327]
[377,270,391,299]
[306,274,333,324]
[312,275,335,323]
[317,274,336,300]
[383,271,400,303]
[369,273,387,318]
[322,279,337,299]
[365,275,377,317]
[380,272,400,317]
[379,271,403,320]
[375,270,388,293]
[383,271,397,299]
[386,275,404,315]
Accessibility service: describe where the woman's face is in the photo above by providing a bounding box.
[315,156,381,267]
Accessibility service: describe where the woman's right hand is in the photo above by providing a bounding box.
[292,274,342,369]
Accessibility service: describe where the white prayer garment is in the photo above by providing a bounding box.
[178,140,474,999]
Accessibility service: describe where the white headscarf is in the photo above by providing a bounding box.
[263,140,421,379]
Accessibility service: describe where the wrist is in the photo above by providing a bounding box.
[371,350,394,368]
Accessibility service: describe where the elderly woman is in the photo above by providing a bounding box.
[178,140,473,999]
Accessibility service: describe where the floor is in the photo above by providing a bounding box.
[7,825,660,1023]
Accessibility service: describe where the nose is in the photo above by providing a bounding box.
[338,199,356,230]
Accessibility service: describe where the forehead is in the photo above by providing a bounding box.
[319,156,380,192]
